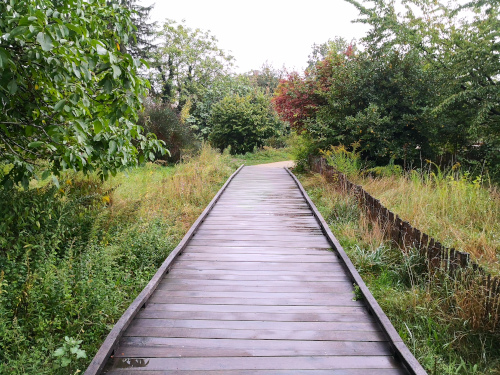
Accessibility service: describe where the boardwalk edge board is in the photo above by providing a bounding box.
[285,167,427,375]
[84,164,245,375]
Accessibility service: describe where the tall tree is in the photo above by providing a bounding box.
[347,0,500,154]
[0,0,165,188]
[119,0,157,60]
[148,19,234,109]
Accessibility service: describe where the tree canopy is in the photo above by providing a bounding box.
[147,19,234,110]
[0,0,164,188]
[274,0,500,174]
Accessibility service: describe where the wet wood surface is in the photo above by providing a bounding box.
[103,165,410,374]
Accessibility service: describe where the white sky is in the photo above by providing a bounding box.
[140,0,370,73]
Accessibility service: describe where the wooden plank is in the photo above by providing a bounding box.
[84,165,246,375]
[104,355,400,371]
[159,279,353,288]
[105,369,407,375]
[191,234,327,241]
[171,261,341,271]
[165,268,347,279]
[194,228,324,234]
[143,303,368,315]
[123,327,384,341]
[148,296,362,306]
[115,340,391,357]
[182,246,334,255]
[151,291,358,301]
[177,253,338,263]
[121,334,385,350]
[129,318,380,332]
[135,310,374,322]
[156,283,354,293]
[187,240,331,247]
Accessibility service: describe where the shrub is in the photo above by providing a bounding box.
[209,92,285,154]
[139,102,195,162]
[321,143,363,178]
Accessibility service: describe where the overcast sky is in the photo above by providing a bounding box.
[139,0,370,73]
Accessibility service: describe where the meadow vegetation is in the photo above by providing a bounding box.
[298,171,500,375]
[321,145,500,273]
[0,146,236,374]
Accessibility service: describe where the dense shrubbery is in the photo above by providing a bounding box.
[209,92,285,154]
[274,0,500,180]
[139,102,195,162]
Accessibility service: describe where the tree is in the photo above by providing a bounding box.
[274,41,439,165]
[346,0,500,169]
[246,62,285,95]
[209,92,285,154]
[0,0,165,188]
[119,0,158,60]
[186,74,255,140]
[148,19,234,109]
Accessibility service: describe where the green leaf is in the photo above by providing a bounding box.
[0,48,9,69]
[66,23,82,34]
[94,121,102,134]
[96,44,107,55]
[51,175,60,188]
[53,348,65,357]
[7,79,17,94]
[41,170,51,180]
[54,99,66,112]
[61,357,71,367]
[28,141,44,148]
[75,349,87,359]
[109,140,117,154]
[103,79,112,94]
[10,26,28,38]
[36,32,53,51]
[112,65,121,79]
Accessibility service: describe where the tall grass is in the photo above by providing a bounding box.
[0,145,236,374]
[299,172,500,375]
[357,166,500,270]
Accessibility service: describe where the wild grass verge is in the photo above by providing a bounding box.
[321,145,500,274]
[0,146,236,374]
[298,172,500,375]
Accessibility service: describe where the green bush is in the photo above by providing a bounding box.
[286,132,317,172]
[139,102,195,162]
[322,143,364,178]
[209,92,285,154]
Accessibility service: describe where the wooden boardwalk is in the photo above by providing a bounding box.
[89,164,426,374]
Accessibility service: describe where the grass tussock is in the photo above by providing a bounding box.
[0,145,236,374]
[299,172,500,375]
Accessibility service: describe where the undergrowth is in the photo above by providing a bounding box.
[359,168,500,271]
[299,172,500,375]
[319,144,500,274]
[0,146,236,374]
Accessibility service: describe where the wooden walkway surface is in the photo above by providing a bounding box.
[91,164,425,374]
